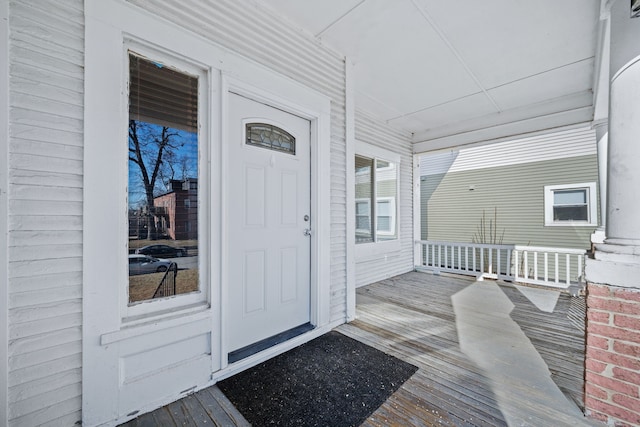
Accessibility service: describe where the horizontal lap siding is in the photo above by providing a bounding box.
[421,155,599,250]
[126,0,348,322]
[355,111,414,286]
[7,0,84,426]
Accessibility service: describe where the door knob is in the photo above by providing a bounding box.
[303,228,312,236]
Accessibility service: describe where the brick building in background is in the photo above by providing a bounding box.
[154,178,198,241]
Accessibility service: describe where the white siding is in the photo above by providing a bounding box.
[7,0,84,425]
[127,0,349,324]
[420,126,597,176]
[355,111,414,287]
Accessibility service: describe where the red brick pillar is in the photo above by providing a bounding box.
[585,284,640,425]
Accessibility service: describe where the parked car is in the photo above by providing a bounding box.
[128,254,173,275]
[135,244,187,258]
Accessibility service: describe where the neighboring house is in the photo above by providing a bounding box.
[420,127,600,250]
[154,178,198,241]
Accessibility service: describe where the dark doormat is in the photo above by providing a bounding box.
[218,331,418,427]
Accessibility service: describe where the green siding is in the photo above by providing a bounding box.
[421,155,599,250]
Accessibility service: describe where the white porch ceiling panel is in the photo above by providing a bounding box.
[261,0,600,149]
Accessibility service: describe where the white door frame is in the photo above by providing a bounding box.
[84,0,333,423]
[216,75,332,377]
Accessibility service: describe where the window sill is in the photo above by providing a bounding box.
[355,239,401,262]
[102,302,211,345]
[544,222,598,227]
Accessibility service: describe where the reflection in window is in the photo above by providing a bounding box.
[355,156,374,243]
[553,189,588,221]
[246,123,296,154]
[127,52,200,303]
[355,154,398,243]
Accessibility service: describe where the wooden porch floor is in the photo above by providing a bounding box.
[122,271,600,426]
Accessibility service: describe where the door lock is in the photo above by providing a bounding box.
[303,228,312,236]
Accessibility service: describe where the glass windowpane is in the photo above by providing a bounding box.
[554,189,586,205]
[128,53,200,303]
[355,156,374,243]
[554,206,589,221]
[246,123,296,154]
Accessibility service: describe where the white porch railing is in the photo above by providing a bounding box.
[415,240,586,289]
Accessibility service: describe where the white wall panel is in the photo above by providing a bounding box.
[354,111,414,287]
[7,0,84,425]
[127,0,348,323]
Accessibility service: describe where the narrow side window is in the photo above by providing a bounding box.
[354,154,398,243]
[127,53,200,303]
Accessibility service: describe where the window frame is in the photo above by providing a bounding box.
[544,182,597,227]
[122,41,210,319]
[354,141,401,260]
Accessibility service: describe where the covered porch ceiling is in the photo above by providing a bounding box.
[260,0,602,151]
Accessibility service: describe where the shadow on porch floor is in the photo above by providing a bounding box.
[121,271,603,426]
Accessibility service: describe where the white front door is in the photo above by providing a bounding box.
[227,93,312,358]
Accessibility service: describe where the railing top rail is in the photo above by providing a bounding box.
[416,240,514,250]
[417,240,587,255]
[513,245,587,255]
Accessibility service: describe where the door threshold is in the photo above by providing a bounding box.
[228,323,314,364]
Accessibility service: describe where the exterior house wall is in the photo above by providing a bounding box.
[153,180,198,241]
[153,192,177,240]
[354,111,414,287]
[420,127,599,251]
[126,0,349,325]
[6,0,84,425]
[1,0,384,424]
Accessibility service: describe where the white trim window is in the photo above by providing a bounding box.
[544,182,597,226]
[354,143,400,246]
[124,44,209,316]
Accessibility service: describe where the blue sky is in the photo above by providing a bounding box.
[128,122,198,209]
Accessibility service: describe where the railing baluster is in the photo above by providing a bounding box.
[514,250,519,281]
[472,247,476,272]
[445,245,449,268]
[578,254,583,283]
[488,248,493,275]
[524,251,529,280]
[465,247,469,271]
[544,252,548,282]
[497,248,501,276]
[566,253,571,285]
[431,244,436,268]
[555,252,559,284]
[533,252,538,281]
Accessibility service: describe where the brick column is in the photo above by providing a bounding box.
[584,1,640,425]
[585,284,640,424]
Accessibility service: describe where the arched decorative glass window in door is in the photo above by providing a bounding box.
[246,123,296,154]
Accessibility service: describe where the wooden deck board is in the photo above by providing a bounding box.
[121,271,595,427]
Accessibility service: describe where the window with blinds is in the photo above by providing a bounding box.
[127,52,201,303]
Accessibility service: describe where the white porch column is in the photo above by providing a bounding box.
[605,62,640,246]
[584,2,640,425]
[590,122,608,244]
